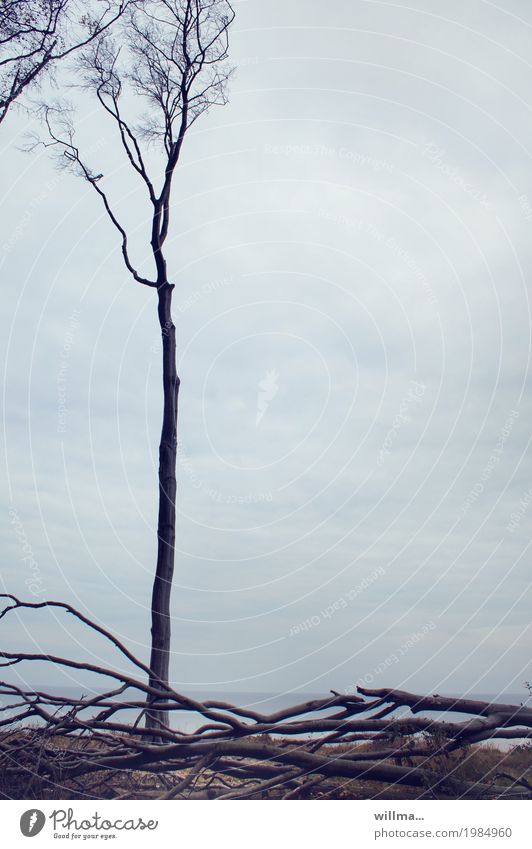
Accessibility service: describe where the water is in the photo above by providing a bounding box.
[10,687,529,748]
[169,690,531,741]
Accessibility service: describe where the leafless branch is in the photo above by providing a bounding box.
[1,596,530,800]
[0,1,131,125]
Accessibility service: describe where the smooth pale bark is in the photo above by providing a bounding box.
[146,282,179,736]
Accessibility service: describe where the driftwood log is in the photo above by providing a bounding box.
[1,594,531,800]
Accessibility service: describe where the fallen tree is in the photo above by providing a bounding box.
[1,594,531,800]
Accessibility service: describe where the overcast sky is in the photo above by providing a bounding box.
[1,0,531,704]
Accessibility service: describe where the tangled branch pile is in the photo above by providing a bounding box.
[1,595,531,800]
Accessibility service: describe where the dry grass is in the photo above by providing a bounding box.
[1,728,530,800]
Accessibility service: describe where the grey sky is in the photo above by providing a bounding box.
[1,0,531,701]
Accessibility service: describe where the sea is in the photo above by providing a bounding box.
[10,688,530,749]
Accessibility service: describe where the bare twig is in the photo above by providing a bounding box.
[1,598,530,800]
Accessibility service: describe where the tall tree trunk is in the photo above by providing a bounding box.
[145,281,179,736]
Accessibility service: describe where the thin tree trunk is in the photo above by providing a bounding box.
[145,281,179,736]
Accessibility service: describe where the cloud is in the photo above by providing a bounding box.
[1,0,531,699]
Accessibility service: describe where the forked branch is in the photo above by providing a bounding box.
[1,594,530,800]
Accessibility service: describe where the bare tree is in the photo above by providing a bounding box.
[0,1,130,125]
[36,0,235,736]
